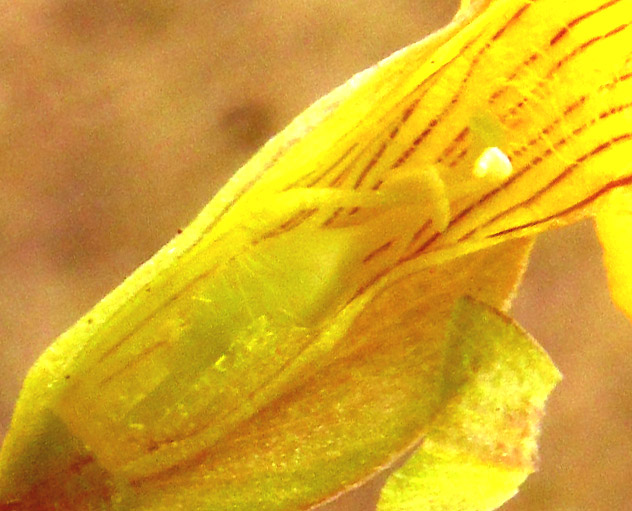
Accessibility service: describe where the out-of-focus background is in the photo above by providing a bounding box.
[1,1,631,509]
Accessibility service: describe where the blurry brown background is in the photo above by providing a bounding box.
[1,1,631,510]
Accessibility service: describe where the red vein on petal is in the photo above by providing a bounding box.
[491,3,532,41]
[498,23,631,125]
[547,23,630,78]
[389,4,535,172]
[402,111,632,260]
[354,142,388,188]
[259,208,319,241]
[549,0,626,46]
[323,207,345,227]
[421,19,632,250]
[460,100,632,241]
[436,126,469,164]
[293,143,359,189]
[481,131,632,231]
[490,0,627,107]
[311,63,445,191]
[405,220,433,251]
[488,170,632,239]
[488,53,540,106]
[362,240,396,264]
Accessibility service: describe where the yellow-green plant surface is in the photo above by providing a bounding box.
[1,0,631,509]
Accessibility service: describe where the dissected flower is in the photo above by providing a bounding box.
[1,0,630,509]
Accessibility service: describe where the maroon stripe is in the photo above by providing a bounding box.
[550,0,626,46]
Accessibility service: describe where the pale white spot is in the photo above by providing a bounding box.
[473,147,513,180]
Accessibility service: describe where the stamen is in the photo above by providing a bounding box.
[266,148,512,236]
[378,166,450,232]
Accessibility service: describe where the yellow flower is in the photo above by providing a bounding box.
[1,0,630,509]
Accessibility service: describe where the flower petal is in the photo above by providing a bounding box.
[377,298,561,511]
[115,240,534,511]
[200,0,632,298]
[0,237,531,511]
[595,187,632,321]
[2,0,630,508]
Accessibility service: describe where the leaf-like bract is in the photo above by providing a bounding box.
[378,298,560,511]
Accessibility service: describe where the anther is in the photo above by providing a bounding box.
[473,147,513,181]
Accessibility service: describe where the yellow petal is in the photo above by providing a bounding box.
[0,237,532,511]
[435,0,632,247]
[595,187,632,321]
[378,298,561,511]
